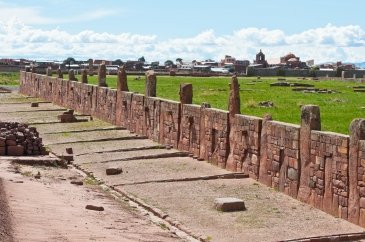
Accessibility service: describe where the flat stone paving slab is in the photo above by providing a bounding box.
[74,148,178,165]
[0,110,61,123]
[34,120,112,133]
[120,179,365,242]
[82,157,230,186]
[0,102,63,112]
[42,129,134,145]
[47,138,160,156]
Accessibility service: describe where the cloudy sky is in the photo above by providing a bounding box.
[1,0,365,63]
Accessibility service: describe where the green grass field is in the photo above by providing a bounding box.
[77,75,365,134]
[0,72,19,86]
[2,72,365,134]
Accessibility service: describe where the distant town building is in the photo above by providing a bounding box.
[280,53,307,69]
[253,50,268,68]
[221,55,250,73]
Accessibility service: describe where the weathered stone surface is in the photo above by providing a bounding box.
[117,65,128,92]
[0,146,6,155]
[214,197,246,212]
[106,167,123,175]
[349,119,365,225]
[81,69,88,84]
[68,69,76,81]
[46,67,52,76]
[58,110,78,123]
[179,83,193,105]
[145,70,157,97]
[298,105,321,203]
[57,67,63,78]
[288,168,298,180]
[98,62,107,87]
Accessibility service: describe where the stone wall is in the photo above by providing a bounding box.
[232,115,262,179]
[200,108,229,168]
[179,104,202,158]
[259,121,300,198]
[18,71,365,229]
[309,131,349,218]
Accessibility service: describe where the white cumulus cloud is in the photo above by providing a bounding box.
[1,19,365,64]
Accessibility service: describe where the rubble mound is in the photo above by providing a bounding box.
[0,122,47,156]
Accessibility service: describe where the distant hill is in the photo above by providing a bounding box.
[355,62,365,69]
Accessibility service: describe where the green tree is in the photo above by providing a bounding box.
[63,57,76,69]
[164,60,174,67]
[113,59,124,66]
[176,58,183,64]
[138,56,145,62]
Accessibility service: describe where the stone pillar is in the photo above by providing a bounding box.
[342,71,346,80]
[297,105,321,203]
[88,59,94,76]
[98,62,107,87]
[117,65,129,92]
[46,67,52,76]
[145,70,157,97]
[348,119,365,225]
[226,75,241,171]
[258,114,273,186]
[199,102,211,161]
[57,67,63,78]
[228,75,240,120]
[68,69,76,81]
[179,83,193,105]
[81,69,88,84]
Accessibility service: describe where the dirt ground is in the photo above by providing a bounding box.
[0,177,13,242]
[1,90,365,242]
[0,160,180,242]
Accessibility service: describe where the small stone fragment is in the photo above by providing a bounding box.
[214,197,246,212]
[70,180,84,186]
[34,171,41,179]
[106,167,123,175]
[85,205,104,211]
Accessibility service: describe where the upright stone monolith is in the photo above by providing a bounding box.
[145,70,156,97]
[57,67,63,78]
[88,59,94,76]
[117,65,128,91]
[68,69,76,81]
[297,105,321,203]
[81,69,88,84]
[348,119,365,225]
[226,75,241,171]
[258,114,273,186]
[98,62,107,87]
[179,83,193,105]
[46,67,52,76]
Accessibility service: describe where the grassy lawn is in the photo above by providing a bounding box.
[67,74,365,135]
[0,72,19,85]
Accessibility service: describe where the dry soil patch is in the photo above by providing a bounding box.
[0,160,179,242]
